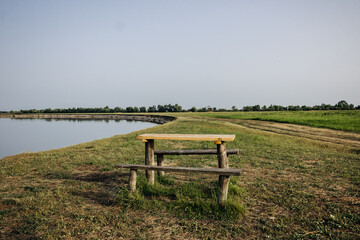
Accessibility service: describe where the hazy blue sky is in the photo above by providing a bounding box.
[1,0,359,110]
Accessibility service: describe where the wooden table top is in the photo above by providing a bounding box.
[136,134,236,142]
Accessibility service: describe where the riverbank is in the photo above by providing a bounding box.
[1,115,359,239]
[0,113,176,124]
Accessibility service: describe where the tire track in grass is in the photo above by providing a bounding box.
[205,118,360,149]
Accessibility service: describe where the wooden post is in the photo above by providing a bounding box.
[129,169,137,193]
[157,154,165,177]
[217,141,230,206]
[145,139,155,185]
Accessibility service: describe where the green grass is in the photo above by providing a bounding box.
[0,115,359,239]
[116,175,246,221]
[196,110,360,133]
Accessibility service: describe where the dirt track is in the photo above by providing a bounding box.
[210,118,360,149]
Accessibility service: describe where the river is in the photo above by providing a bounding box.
[0,118,157,159]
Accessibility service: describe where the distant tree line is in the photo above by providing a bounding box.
[2,100,359,114]
[240,100,359,112]
[15,104,184,114]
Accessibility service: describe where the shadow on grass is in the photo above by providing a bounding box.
[72,170,128,183]
[70,170,130,207]
[70,189,115,206]
[43,169,130,207]
[44,168,247,220]
[115,174,247,221]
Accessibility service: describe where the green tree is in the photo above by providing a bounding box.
[336,100,349,110]
[252,105,261,111]
[148,106,157,112]
[242,106,252,111]
[174,104,182,112]
[126,107,134,113]
[189,107,197,112]
[157,105,166,112]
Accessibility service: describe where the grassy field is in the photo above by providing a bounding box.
[0,113,359,239]
[195,110,360,133]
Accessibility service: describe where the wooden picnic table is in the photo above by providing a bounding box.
[136,133,237,205]
[136,134,235,143]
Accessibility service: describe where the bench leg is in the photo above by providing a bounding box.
[217,141,230,206]
[217,142,229,168]
[145,140,155,185]
[157,154,165,177]
[129,169,137,193]
[218,175,230,206]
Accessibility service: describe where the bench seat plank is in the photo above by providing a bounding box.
[136,134,235,142]
[115,163,243,176]
[154,149,239,155]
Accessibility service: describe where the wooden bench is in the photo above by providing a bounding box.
[154,149,239,155]
[117,134,241,206]
[115,164,243,200]
[154,149,239,176]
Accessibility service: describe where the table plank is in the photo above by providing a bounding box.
[137,134,235,142]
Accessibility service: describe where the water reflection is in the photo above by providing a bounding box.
[0,118,156,159]
[40,118,138,123]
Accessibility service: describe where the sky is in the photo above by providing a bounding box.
[0,0,359,111]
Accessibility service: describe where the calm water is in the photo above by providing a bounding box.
[0,118,156,159]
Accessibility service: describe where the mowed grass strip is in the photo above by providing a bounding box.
[0,116,359,239]
[196,110,360,133]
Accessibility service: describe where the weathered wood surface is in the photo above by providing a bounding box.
[115,164,243,176]
[217,143,229,169]
[217,142,230,206]
[137,134,236,142]
[145,140,155,185]
[156,154,165,177]
[129,169,137,193]
[154,149,239,155]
